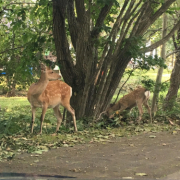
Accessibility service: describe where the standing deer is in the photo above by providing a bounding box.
[105,87,152,123]
[27,64,77,135]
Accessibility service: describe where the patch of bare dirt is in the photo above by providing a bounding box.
[1,131,180,179]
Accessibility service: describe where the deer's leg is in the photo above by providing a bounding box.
[136,101,143,123]
[62,101,77,132]
[31,106,36,133]
[143,100,152,123]
[53,106,62,135]
[39,105,48,134]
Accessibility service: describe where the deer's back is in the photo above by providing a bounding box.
[44,80,71,98]
[28,80,72,108]
[118,88,148,108]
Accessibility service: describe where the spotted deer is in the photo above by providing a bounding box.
[27,64,77,135]
[105,87,152,123]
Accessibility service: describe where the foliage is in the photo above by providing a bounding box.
[0,0,54,94]
[141,75,169,92]
[154,95,180,120]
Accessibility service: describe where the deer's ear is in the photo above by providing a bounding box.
[40,63,47,72]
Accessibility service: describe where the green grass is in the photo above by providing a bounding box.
[123,69,171,82]
[143,69,171,80]
[0,97,29,109]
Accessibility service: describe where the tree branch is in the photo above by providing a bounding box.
[137,0,176,35]
[172,33,178,50]
[75,0,86,24]
[109,0,129,39]
[115,0,142,54]
[0,45,26,55]
[67,0,78,50]
[91,2,114,39]
[141,19,180,53]
[132,1,153,36]
[166,50,180,58]
[151,0,176,24]
[52,0,75,84]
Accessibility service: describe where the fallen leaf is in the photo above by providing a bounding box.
[149,135,156,138]
[135,173,147,176]
[172,131,177,135]
[70,168,81,172]
[31,155,39,157]
[63,143,69,147]
[34,159,39,163]
[33,150,43,154]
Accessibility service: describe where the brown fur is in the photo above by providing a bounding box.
[27,64,77,135]
[106,87,152,123]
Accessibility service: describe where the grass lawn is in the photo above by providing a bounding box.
[123,69,171,83]
[0,97,29,109]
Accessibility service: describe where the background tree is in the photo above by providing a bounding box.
[151,4,167,116]
[163,1,180,109]
[52,0,180,119]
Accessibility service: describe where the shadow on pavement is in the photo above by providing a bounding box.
[0,172,76,179]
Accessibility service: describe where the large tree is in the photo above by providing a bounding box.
[163,2,180,110]
[52,0,180,119]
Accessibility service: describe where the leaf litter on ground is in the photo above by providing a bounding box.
[0,123,179,162]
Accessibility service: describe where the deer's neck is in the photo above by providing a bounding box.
[32,72,49,97]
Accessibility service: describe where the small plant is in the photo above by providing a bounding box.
[154,95,180,123]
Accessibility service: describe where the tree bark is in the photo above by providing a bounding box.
[151,10,167,116]
[163,27,180,109]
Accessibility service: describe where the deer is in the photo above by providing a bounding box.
[97,87,152,123]
[27,63,78,135]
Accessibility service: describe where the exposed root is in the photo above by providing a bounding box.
[94,111,106,122]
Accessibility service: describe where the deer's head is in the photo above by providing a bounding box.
[40,63,61,81]
[105,103,115,117]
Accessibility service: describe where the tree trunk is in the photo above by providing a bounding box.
[163,27,180,109]
[52,0,176,120]
[151,10,167,116]
[6,82,16,97]
[6,31,16,97]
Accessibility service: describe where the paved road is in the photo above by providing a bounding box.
[161,171,180,180]
[1,131,180,179]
